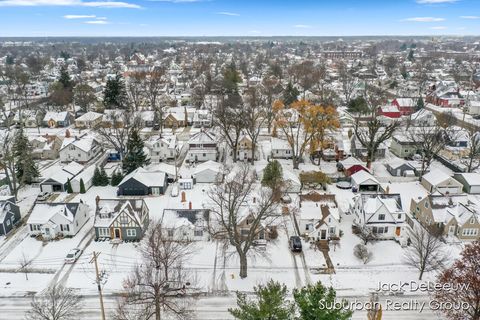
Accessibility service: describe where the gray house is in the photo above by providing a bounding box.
[351,136,386,161]
[117,168,168,196]
[94,198,149,241]
[0,196,21,236]
[385,159,416,177]
[454,173,480,194]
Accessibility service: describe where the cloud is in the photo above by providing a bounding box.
[0,0,141,8]
[147,0,202,2]
[84,19,109,24]
[294,24,311,28]
[63,14,96,19]
[460,15,480,19]
[430,26,447,29]
[416,0,458,3]
[402,17,445,22]
[216,11,239,16]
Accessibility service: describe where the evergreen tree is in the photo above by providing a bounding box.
[66,179,73,193]
[416,96,425,111]
[407,49,415,62]
[347,96,369,114]
[122,129,150,175]
[282,82,299,106]
[293,282,353,320]
[229,280,295,320]
[92,167,102,186]
[13,127,39,185]
[58,65,72,90]
[223,61,242,94]
[79,178,86,194]
[262,160,283,189]
[110,171,123,186]
[103,74,128,109]
[100,168,109,186]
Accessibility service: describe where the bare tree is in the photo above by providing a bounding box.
[407,124,445,178]
[0,114,20,199]
[354,118,400,168]
[353,223,377,245]
[213,93,245,163]
[461,128,480,173]
[116,222,196,320]
[337,60,357,104]
[126,72,146,112]
[94,110,141,160]
[207,164,281,278]
[404,226,449,280]
[18,252,33,280]
[244,86,267,164]
[25,284,82,320]
[260,76,282,133]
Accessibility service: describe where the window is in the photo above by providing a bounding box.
[126,229,137,237]
[241,229,249,236]
[168,229,174,237]
[471,218,476,224]
[6,220,10,226]
[398,214,402,220]
[425,202,429,208]
[98,228,110,237]
[194,230,203,237]
[378,214,385,221]
[119,216,129,225]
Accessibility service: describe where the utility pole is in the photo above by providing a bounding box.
[90,251,106,320]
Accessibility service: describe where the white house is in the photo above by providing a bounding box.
[145,135,177,163]
[351,193,406,240]
[187,130,218,163]
[271,138,292,159]
[193,160,223,183]
[297,192,341,241]
[192,109,212,128]
[59,135,102,163]
[160,208,210,241]
[74,111,103,129]
[27,202,90,240]
[453,173,480,194]
[71,165,96,193]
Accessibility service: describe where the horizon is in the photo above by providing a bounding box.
[0,0,479,37]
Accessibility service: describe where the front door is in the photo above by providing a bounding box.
[395,227,401,237]
[114,228,121,239]
[320,229,327,240]
[448,225,455,237]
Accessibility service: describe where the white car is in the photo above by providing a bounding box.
[36,191,51,202]
[170,185,179,197]
[65,248,83,264]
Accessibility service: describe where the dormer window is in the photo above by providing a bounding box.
[471,218,476,224]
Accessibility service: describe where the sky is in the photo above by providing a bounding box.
[0,0,479,37]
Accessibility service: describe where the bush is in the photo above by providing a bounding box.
[354,244,372,264]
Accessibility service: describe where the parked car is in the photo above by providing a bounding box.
[289,236,302,252]
[36,191,51,202]
[170,185,179,197]
[65,248,83,264]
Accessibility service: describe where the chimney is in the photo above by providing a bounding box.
[189,201,192,210]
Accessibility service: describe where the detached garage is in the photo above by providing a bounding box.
[421,170,463,195]
[351,170,380,193]
[193,160,223,183]
[117,168,167,196]
[454,173,480,194]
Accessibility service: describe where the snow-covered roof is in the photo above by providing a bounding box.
[28,203,80,225]
[351,170,379,185]
[271,137,290,150]
[75,111,103,122]
[119,167,166,187]
[193,160,223,175]
[422,169,452,186]
[60,135,97,152]
[454,173,480,186]
[43,111,69,122]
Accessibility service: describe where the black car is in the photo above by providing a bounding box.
[289,236,302,252]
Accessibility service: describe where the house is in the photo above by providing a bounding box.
[117,168,168,196]
[337,158,370,176]
[392,98,416,116]
[102,109,125,128]
[454,173,480,194]
[164,113,187,129]
[421,170,463,195]
[426,81,464,108]
[59,135,102,163]
[385,159,416,177]
[160,208,210,241]
[352,193,406,240]
[28,202,90,240]
[40,161,84,193]
[145,135,177,163]
[271,138,292,159]
[186,130,218,163]
[136,111,155,128]
[377,105,401,118]
[0,196,21,236]
[43,111,73,128]
[192,109,212,128]
[75,111,103,129]
[148,163,177,182]
[283,168,302,193]
[237,135,259,162]
[70,165,96,193]
[410,194,479,241]
[389,134,421,158]
[193,160,223,183]
[351,136,387,161]
[297,192,341,241]
[94,198,149,241]
[351,170,380,193]
[29,135,63,160]
[409,108,436,127]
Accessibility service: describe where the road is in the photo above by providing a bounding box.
[0,294,443,319]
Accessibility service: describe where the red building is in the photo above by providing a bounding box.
[392,98,416,116]
[377,105,401,118]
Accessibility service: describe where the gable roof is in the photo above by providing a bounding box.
[28,203,81,225]
[351,170,379,185]
[119,167,166,187]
